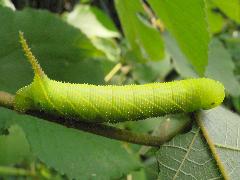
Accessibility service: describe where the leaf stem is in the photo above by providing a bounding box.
[104,63,122,82]
[141,0,165,31]
[0,91,186,146]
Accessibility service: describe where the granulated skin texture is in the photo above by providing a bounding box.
[15,76,225,123]
[15,32,225,123]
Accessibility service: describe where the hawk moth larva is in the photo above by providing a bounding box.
[14,32,225,123]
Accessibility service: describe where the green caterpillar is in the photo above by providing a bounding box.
[14,32,225,123]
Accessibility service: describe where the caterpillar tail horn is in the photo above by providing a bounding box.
[18,31,45,78]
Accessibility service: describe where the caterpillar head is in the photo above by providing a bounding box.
[200,78,225,110]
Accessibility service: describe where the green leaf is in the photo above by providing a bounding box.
[0,0,15,10]
[164,32,240,96]
[65,4,120,38]
[115,0,164,62]
[157,123,222,179]
[11,110,141,180]
[64,5,121,62]
[163,32,198,78]
[157,106,240,179]
[198,106,240,179]
[132,54,172,84]
[148,0,210,75]
[206,39,240,96]
[211,0,240,23]
[90,37,121,62]
[0,7,105,93]
[206,0,225,34]
[0,124,30,166]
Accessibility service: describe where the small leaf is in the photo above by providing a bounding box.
[148,0,210,75]
[0,124,30,166]
[65,4,120,38]
[90,37,121,62]
[64,5,121,62]
[206,0,225,34]
[115,0,164,62]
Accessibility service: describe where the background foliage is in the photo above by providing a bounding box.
[0,0,239,179]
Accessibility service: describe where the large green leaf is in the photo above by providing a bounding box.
[148,0,210,75]
[0,7,141,179]
[0,7,105,93]
[15,111,141,179]
[115,0,164,62]
[0,108,141,179]
[198,106,240,179]
[211,0,240,23]
[157,106,240,179]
